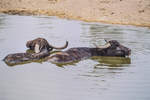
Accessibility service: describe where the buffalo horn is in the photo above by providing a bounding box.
[49,41,68,49]
[94,42,111,49]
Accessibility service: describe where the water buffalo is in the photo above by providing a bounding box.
[3,38,131,66]
[48,40,131,64]
[3,38,68,66]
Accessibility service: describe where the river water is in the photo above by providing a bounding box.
[0,14,150,100]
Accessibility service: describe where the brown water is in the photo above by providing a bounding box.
[0,14,150,100]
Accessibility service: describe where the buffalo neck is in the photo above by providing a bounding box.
[90,48,107,57]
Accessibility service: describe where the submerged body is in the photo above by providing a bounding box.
[48,40,131,64]
[48,47,92,63]
[3,38,68,66]
[3,50,49,66]
[3,38,131,66]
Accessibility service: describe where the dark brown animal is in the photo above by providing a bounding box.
[3,38,68,66]
[48,40,131,64]
[3,50,49,66]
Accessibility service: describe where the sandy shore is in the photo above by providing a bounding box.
[0,0,150,27]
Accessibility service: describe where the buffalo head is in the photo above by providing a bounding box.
[95,40,131,57]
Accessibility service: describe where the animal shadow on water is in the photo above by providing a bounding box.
[50,56,131,68]
[3,38,131,67]
[92,56,131,68]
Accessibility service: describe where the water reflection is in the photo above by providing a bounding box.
[92,56,131,67]
[81,23,126,45]
[4,56,131,68]
[0,14,6,26]
[0,14,6,43]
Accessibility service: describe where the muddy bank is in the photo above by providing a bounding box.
[0,0,150,27]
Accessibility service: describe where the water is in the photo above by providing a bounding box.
[0,14,150,100]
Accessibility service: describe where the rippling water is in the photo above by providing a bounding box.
[0,14,150,100]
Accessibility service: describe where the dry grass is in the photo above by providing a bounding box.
[0,0,150,27]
